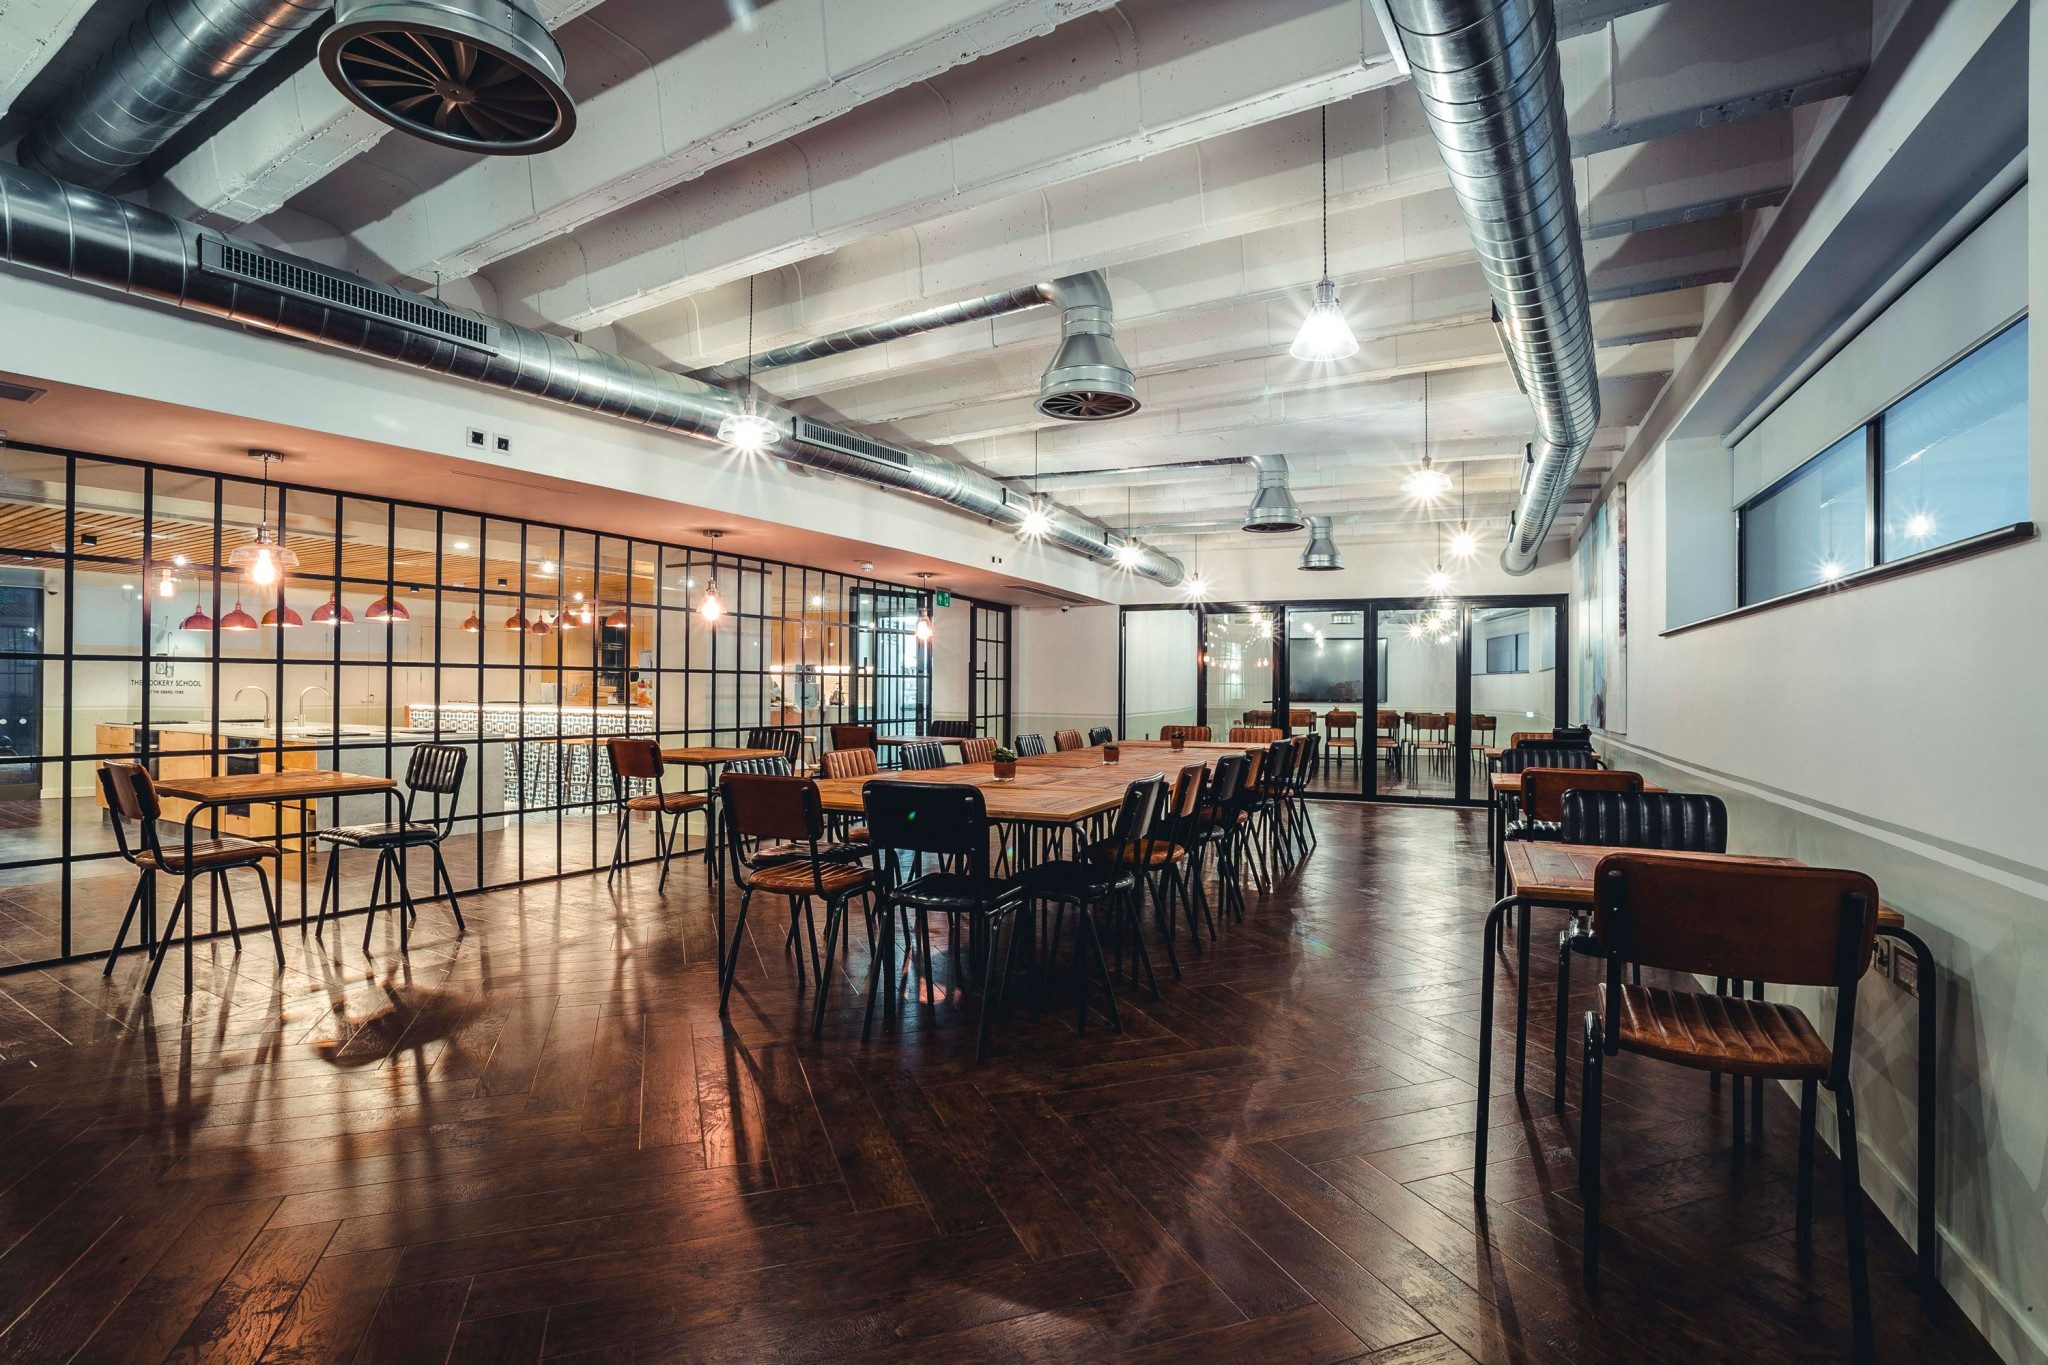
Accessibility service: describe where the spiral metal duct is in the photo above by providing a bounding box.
[690,272,1139,424]
[19,0,329,189]
[1382,0,1600,574]
[0,162,1184,585]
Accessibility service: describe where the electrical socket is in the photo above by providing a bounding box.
[466,427,487,449]
[1891,944,1920,998]
[493,433,512,454]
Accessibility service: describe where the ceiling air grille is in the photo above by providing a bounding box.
[791,418,912,471]
[198,238,495,353]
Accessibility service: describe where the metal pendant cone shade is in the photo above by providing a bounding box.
[1242,456,1305,533]
[320,0,575,155]
[1036,274,1140,420]
[1299,516,1343,571]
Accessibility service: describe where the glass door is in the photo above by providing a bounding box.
[1374,602,1465,801]
[849,586,928,738]
[1283,606,1370,795]
[1467,601,1564,778]
[1199,607,1278,736]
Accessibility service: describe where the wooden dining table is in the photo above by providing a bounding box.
[1486,841,1939,1287]
[810,741,1258,826]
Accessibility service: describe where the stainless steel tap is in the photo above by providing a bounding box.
[297,684,331,724]
[234,685,271,727]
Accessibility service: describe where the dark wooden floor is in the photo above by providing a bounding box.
[0,804,1993,1362]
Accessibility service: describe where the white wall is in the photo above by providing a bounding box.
[930,599,971,721]
[1577,184,2048,1362]
[1121,533,1571,607]
[1011,605,1118,744]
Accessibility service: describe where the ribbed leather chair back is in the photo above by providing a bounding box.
[1562,791,1729,853]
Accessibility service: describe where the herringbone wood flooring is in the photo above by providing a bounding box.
[0,804,1993,1361]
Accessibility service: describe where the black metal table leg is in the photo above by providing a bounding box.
[1880,924,1938,1290]
[1473,894,1515,1199]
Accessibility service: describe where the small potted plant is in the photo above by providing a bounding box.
[991,745,1018,780]
[1102,741,1121,765]
[1168,732,1186,752]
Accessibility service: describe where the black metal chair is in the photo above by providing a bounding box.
[1015,775,1165,1033]
[316,743,470,953]
[1118,763,1208,977]
[1196,752,1252,926]
[717,773,876,1034]
[1013,733,1047,757]
[1577,855,1878,1361]
[928,720,976,739]
[745,726,807,770]
[859,780,1027,1062]
[99,760,284,993]
[1086,725,1114,746]
[1282,731,1319,859]
[898,740,948,771]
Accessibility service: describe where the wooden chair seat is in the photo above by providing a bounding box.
[1602,983,1831,1079]
[745,860,874,896]
[136,838,281,872]
[624,790,709,814]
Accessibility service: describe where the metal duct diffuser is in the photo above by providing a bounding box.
[1036,275,1140,420]
[320,0,575,154]
[1242,457,1305,533]
[1299,516,1342,571]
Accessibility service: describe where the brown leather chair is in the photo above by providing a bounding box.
[1228,726,1282,744]
[1496,768,1643,896]
[819,747,879,845]
[1407,711,1453,780]
[957,736,997,765]
[717,774,875,1035]
[606,737,709,891]
[1375,709,1400,772]
[1159,724,1211,743]
[1052,729,1084,752]
[1573,854,1879,1360]
[99,760,284,993]
[830,724,877,753]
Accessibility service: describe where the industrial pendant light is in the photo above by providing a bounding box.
[1017,446,1052,539]
[1289,107,1358,364]
[178,583,214,632]
[460,606,481,633]
[219,598,259,632]
[229,451,300,586]
[1113,487,1145,569]
[365,593,410,624]
[1424,523,1455,597]
[1449,464,1478,559]
[698,530,726,624]
[718,276,778,455]
[311,594,354,625]
[1401,374,1453,501]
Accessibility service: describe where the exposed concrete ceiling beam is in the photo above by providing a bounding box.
[1562,0,1866,155]
[153,0,1114,230]
[488,0,1856,332]
[152,0,610,226]
[345,0,1407,296]
[0,0,100,113]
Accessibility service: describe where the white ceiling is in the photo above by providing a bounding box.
[6,0,1879,565]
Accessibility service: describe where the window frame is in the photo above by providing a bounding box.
[1735,316,2029,611]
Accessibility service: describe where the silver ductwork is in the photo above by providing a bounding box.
[1382,0,1600,575]
[1242,453,1306,533]
[19,0,329,189]
[0,162,1183,586]
[691,284,1051,384]
[1298,516,1342,571]
[691,271,1140,423]
[1036,272,1140,421]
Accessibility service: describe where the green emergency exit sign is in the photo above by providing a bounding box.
[935,589,952,607]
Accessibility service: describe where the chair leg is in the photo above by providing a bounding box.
[254,864,284,966]
[607,809,630,883]
[217,870,244,950]
[719,888,755,1015]
[1796,1077,1818,1251]
[143,878,195,994]
[1513,896,1532,1092]
[1080,907,1121,1033]
[862,898,891,1042]
[431,845,466,930]
[106,875,149,977]
[315,844,342,937]
[1580,1010,1605,1291]
[973,909,1018,1065]
[363,851,392,952]
[1836,1080,1874,1361]
[811,896,844,1039]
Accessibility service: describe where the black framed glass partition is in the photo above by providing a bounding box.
[0,439,1009,973]
[1119,595,1565,805]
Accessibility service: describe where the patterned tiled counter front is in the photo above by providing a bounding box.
[405,704,655,809]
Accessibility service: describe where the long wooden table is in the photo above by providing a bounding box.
[1487,841,1938,1287]
[811,742,1257,824]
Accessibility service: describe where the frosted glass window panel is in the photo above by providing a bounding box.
[1740,430,1870,605]
[1880,320,2028,561]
